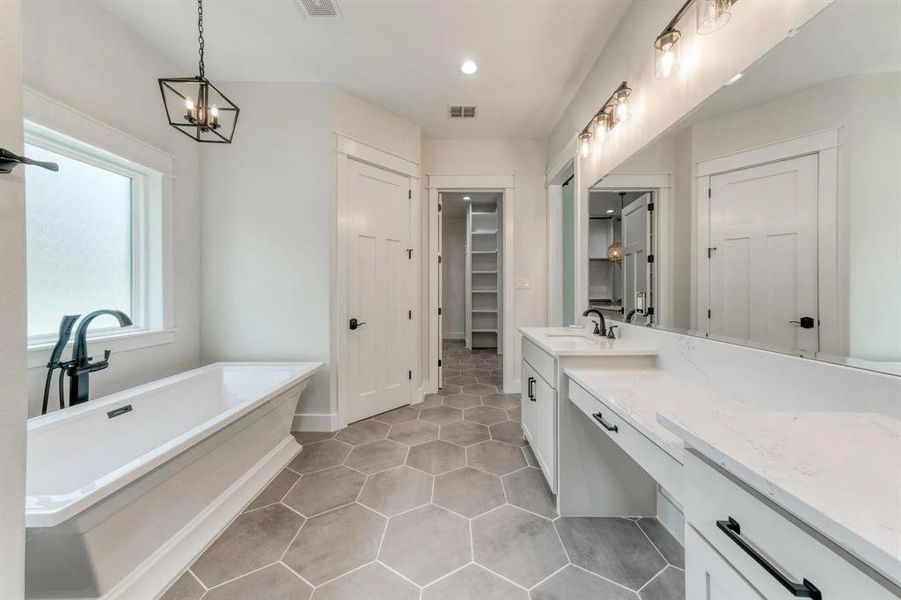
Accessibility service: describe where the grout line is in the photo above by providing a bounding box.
[552,518,573,564]
[376,559,424,590]
[277,558,316,590]
[569,562,644,595]
[634,518,670,567]
[636,564,669,593]
[203,560,279,591]
[528,562,569,591]
[187,568,208,591]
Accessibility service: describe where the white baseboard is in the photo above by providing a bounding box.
[107,437,299,600]
[504,378,520,395]
[292,412,338,432]
[442,332,464,340]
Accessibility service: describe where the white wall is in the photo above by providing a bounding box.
[200,83,421,426]
[441,217,466,339]
[423,139,547,386]
[21,0,202,416]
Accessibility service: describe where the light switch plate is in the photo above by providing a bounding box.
[515,278,530,290]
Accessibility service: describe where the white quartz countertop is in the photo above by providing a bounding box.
[660,407,901,587]
[563,364,901,585]
[563,367,744,464]
[519,327,658,358]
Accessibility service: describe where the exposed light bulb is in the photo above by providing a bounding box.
[185,97,194,110]
[697,0,732,35]
[460,60,478,75]
[661,49,675,76]
[184,97,195,122]
[616,99,631,123]
[654,30,681,79]
[579,132,592,158]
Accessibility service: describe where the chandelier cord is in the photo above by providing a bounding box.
[197,0,205,79]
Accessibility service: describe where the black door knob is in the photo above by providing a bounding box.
[789,317,815,329]
[349,318,366,330]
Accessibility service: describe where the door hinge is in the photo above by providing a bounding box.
[647,202,654,211]
[438,254,442,264]
[647,254,654,263]
[438,359,442,367]
[438,307,442,316]
[406,248,413,259]
[408,370,412,380]
[438,203,442,212]
[408,310,412,320]
[647,307,655,316]
[708,188,712,198]
[707,309,712,319]
[707,247,717,259]
[408,189,412,199]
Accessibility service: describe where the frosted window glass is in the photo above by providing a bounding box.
[25,143,133,337]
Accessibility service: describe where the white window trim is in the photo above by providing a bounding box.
[23,89,176,369]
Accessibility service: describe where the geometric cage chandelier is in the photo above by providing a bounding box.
[158,0,240,143]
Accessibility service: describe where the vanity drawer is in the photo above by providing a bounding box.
[685,452,898,600]
[568,380,683,504]
[522,337,556,390]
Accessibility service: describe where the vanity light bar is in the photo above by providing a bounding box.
[655,0,738,79]
[578,81,632,158]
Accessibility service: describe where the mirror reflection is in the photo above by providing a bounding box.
[588,0,901,375]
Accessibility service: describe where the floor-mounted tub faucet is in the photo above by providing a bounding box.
[67,310,133,406]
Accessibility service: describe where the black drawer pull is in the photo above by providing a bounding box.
[717,517,821,600]
[591,412,618,433]
[527,377,536,401]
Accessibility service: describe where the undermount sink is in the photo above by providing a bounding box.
[545,333,592,340]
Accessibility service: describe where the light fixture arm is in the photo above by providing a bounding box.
[661,0,695,37]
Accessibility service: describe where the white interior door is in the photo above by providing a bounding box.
[707,155,818,354]
[437,193,444,387]
[622,194,651,318]
[346,159,412,423]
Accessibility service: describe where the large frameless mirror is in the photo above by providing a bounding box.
[587,0,901,376]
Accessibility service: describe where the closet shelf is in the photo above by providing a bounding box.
[472,270,498,274]
[472,328,497,333]
[471,250,498,254]
[472,309,498,313]
[472,289,498,293]
[472,230,498,235]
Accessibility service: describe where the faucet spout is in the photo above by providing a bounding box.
[67,309,133,407]
[581,308,607,337]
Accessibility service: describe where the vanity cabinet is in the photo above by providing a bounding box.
[520,352,556,492]
[684,451,898,600]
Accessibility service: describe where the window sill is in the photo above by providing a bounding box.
[27,328,177,369]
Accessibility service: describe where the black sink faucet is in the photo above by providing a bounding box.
[66,309,132,407]
[582,308,607,337]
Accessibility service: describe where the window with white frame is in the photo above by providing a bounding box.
[24,123,163,346]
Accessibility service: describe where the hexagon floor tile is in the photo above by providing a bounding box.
[379,504,471,585]
[472,505,567,588]
[440,420,490,446]
[163,343,684,599]
[283,503,386,585]
[282,466,365,517]
[358,466,432,516]
[406,440,466,475]
[434,466,505,518]
[345,439,407,474]
[467,440,527,475]
[555,517,666,590]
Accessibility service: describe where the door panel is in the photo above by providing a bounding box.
[708,155,818,355]
[347,159,412,423]
[686,527,763,600]
[535,374,556,492]
[521,360,537,445]
[623,193,650,318]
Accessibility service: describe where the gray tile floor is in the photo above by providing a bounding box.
[162,341,685,600]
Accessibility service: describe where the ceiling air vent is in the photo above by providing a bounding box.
[448,105,477,119]
[297,0,340,18]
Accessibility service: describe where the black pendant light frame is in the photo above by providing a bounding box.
[158,0,240,144]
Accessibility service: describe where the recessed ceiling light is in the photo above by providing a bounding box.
[460,60,478,75]
[463,196,471,201]
[726,72,743,85]
[606,209,614,214]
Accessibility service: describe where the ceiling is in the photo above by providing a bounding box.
[442,192,498,218]
[95,0,631,139]
[589,191,645,217]
[678,0,901,128]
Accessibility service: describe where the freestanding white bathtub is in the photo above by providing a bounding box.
[25,361,322,600]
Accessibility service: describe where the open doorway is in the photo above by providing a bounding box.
[438,192,504,388]
[587,190,656,326]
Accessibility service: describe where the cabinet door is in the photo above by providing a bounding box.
[533,372,556,492]
[686,527,763,600]
[520,360,538,445]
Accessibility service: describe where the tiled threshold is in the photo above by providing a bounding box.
[161,343,685,600]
